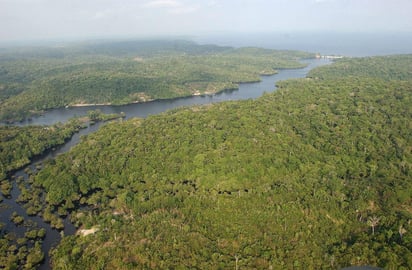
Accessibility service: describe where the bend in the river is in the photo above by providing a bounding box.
[16,59,330,126]
[3,58,330,269]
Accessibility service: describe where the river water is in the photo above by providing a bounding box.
[1,58,330,269]
[0,123,104,270]
[17,59,329,126]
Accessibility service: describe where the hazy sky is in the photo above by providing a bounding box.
[1,0,411,42]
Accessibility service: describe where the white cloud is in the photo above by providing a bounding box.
[206,0,218,7]
[144,0,181,8]
[92,10,110,20]
[143,0,199,15]
[1,0,411,42]
[169,5,199,14]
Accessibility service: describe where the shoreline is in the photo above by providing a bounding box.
[58,66,304,110]
[65,73,282,109]
[1,58,323,125]
[68,103,111,107]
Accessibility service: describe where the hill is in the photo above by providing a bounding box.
[27,55,412,269]
[0,40,312,122]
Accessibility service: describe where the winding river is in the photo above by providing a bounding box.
[17,59,329,126]
[1,58,330,269]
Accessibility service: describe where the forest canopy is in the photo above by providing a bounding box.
[0,40,313,122]
[0,119,84,181]
[28,55,412,269]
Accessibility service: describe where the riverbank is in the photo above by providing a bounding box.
[0,112,126,269]
[38,55,412,269]
[0,58,330,269]
[68,103,111,107]
[0,41,313,124]
[3,59,329,127]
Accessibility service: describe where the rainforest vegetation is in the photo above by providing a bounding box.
[0,119,84,181]
[0,40,312,122]
[0,120,83,269]
[13,55,408,269]
[0,111,125,269]
[1,43,411,269]
[0,108,124,182]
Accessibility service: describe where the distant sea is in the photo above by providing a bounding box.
[194,31,412,57]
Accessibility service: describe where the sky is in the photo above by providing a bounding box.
[0,0,411,43]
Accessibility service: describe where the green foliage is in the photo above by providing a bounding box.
[0,119,84,181]
[24,242,44,269]
[308,54,412,81]
[0,40,312,122]
[10,212,24,225]
[87,109,125,122]
[0,179,12,197]
[0,221,45,269]
[0,119,89,269]
[31,55,412,268]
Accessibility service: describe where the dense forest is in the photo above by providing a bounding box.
[0,111,124,269]
[0,120,83,269]
[0,120,84,181]
[9,55,407,269]
[0,40,312,122]
[308,54,412,81]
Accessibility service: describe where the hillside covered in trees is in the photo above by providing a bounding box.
[20,55,411,269]
[0,40,312,122]
[0,110,129,269]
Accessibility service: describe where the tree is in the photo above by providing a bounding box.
[399,225,407,240]
[367,216,381,235]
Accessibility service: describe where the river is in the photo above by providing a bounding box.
[1,58,330,269]
[17,59,330,126]
[0,123,104,270]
